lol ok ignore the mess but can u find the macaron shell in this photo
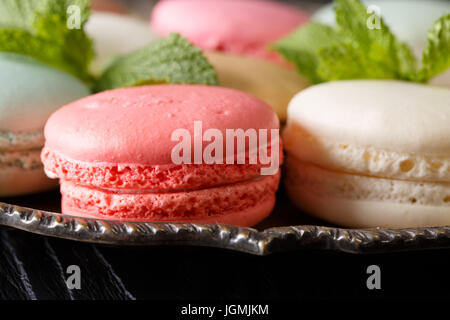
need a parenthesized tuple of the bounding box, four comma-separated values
(44, 85, 279, 165)
(62, 193, 274, 227)
(0, 166, 57, 197)
(284, 80, 450, 158)
(204, 51, 309, 122)
(282, 132, 450, 183)
(151, 0, 308, 59)
(60, 173, 280, 226)
(0, 53, 90, 133)
(285, 153, 450, 228)
(286, 181, 450, 228)
(85, 12, 159, 74)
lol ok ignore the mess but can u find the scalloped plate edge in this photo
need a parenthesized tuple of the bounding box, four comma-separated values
(2, 202, 450, 255)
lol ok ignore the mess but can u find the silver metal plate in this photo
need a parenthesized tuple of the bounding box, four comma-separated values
(1, 190, 450, 255)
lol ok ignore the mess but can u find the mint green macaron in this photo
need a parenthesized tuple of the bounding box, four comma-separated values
(0, 53, 90, 197)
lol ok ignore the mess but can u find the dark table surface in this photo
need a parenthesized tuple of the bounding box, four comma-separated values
(1, 187, 450, 301)
(2, 224, 450, 300)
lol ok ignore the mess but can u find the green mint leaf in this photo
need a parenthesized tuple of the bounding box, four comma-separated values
(273, 23, 343, 83)
(334, 0, 416, 80)
(317, 42, 395, 80)
(0, 0, 94, 82)
(418, 14, 450, 82)
(94, 33, 218, 92)
(0, 0, 41, 30)
(273, 0, 418, 83)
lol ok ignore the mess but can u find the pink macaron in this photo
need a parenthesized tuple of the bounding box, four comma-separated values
(41, 85, 282, 226)
(151, 0, 309, 63)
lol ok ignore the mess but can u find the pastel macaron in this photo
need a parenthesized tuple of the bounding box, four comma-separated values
(86, 12, 159, 74)
(91, 0, 127, 14)
(205, 52, 309, 122)
(152, 0, 308, 62)
(42, 85, 282, 226)
(283, 80, 450, 228)
(151, 0, 309, 122)
(313, 0, 450, 87)
(0, 53, 89, 197)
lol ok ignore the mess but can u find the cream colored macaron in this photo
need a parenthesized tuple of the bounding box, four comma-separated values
(283, 80, 450, 228)
(205, 51, 308, 122)
(86, 12, 159, 74)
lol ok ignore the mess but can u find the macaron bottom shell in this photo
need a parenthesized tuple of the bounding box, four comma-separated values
(60, 173, 280, 227)
(285, 156, 450, 228)
(286, 186, 450, 229)
(0, 165, 57, 197)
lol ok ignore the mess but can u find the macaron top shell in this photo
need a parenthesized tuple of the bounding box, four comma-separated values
(285, 80, 450, 157)
(44, 85, 279, 165)
(0, 53, 90, 133)
(151, 0, 308, 59)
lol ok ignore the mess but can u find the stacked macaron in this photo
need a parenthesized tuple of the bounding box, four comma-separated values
(0, 53, 89, 197)
(41, 85, 282, 226)
(151, 0, 310, 122)
(283, 81, 450, 228)
(277, 0, 450, 228)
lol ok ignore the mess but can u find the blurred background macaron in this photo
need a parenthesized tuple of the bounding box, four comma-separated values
(86, 12, 159, 75)
(42, 85, 282, 226)
(151, 0, 310, 122)
(0, 53, 89, 197)
(283, 80, 450, 228)
(313, 0, 450, 87)
(91, 0, 128, 14)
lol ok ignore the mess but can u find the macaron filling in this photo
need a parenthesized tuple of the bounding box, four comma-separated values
(0, 131, 44, 151)
(0, 131, 44, 169)
(0, 149, 42, 169)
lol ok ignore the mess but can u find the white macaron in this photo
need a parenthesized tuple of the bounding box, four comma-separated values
(283, 80, 450, 228)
